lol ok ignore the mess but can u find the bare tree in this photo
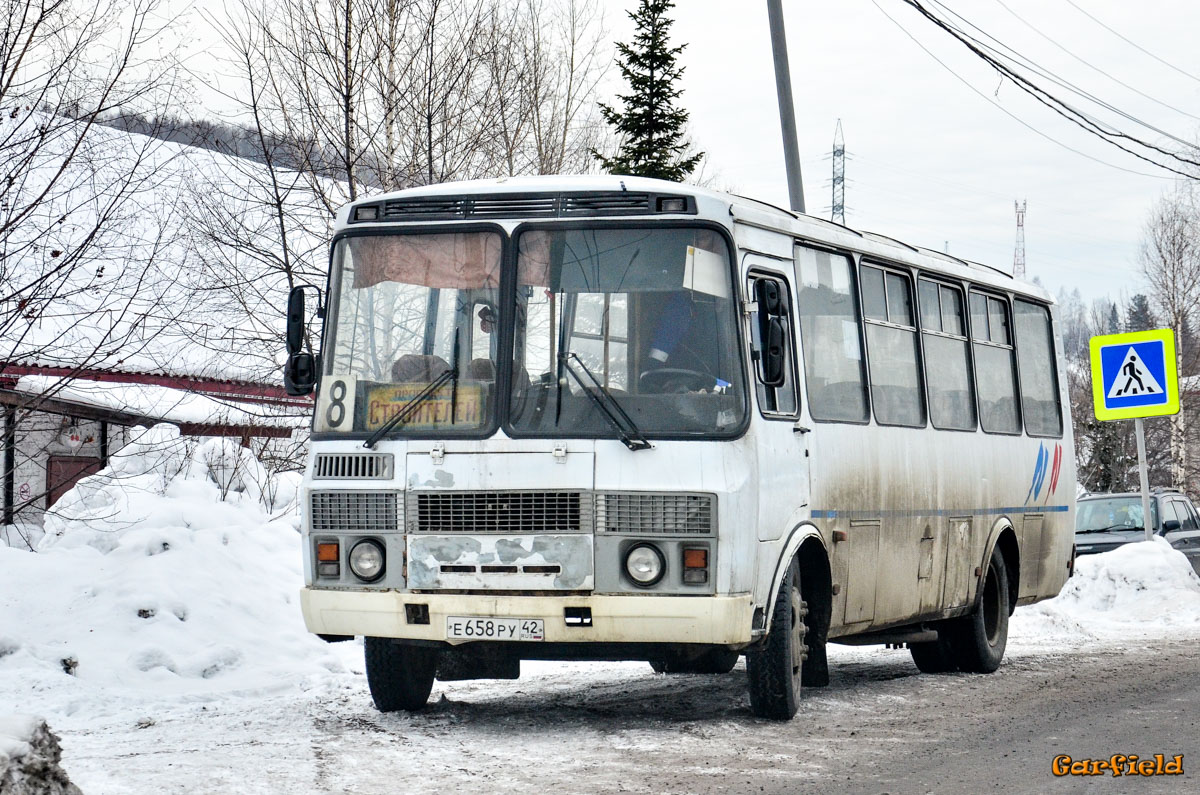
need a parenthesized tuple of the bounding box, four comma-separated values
(480, 0, 608, 176)
(1, 0, 188, 367)
(1140, 182, 1200, 491)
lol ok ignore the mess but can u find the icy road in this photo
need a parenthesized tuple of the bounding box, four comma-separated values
(44, 633, 1200, 795)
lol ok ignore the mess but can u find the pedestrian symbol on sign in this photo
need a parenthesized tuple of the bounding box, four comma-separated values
(1107, 347, 1164, 399)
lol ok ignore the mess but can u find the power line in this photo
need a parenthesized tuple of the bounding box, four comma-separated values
(1062, 0, 1200, 86)
(925, 0, 1198, 149)
(991, 0, 1200, 123)
(868, 0, 1171, 180)
(896, 0, 1200, 178)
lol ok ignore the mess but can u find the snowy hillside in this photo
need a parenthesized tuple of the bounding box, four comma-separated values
(2, 436, 1199, 792)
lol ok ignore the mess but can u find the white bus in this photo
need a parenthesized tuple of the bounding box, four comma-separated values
(283, 176, 1075, 720)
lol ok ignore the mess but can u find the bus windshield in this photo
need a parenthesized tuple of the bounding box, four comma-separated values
(509, 226, 746, 438)
(322, 230, 502, 435)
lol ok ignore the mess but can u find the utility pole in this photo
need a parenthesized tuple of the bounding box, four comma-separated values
(767, 0, 805, 213)
(831, 120, 845, 225)
(1013, 199, 1027, 279)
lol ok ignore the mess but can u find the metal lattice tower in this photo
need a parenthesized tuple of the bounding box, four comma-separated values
(1013, 199, 1027, 279)
(831, 120, 846, 225)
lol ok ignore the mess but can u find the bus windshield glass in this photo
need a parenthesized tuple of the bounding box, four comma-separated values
(509, 226, 746, 438)
(322, 231, 502, 435)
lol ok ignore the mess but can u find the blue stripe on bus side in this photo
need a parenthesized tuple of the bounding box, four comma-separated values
(809, 505, 1070, 520)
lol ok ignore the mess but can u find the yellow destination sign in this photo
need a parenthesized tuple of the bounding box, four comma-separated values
(365, 383, 483, 429)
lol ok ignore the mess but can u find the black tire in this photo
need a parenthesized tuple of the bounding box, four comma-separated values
(909, 634, 958, 674)
(946, 546, 1010, 674)
(746, 559, 806, 720)
(364, 636, 439, 712)
(649, 648, 740, 674)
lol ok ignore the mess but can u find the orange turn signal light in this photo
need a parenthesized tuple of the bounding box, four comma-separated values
(317, 542, 340, 562)
(683, 548, 708, 569)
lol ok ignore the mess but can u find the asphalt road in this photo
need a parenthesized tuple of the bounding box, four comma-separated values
(805, 635, 1199, 795)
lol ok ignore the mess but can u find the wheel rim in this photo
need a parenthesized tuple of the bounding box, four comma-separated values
(789, 585, 803, 680)
(982, 561, 1001, 645)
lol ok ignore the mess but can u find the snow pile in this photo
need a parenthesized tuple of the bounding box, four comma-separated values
(1011, 537, 1200, 645)
(0, 425, 335, 718)
(0, 715, 82, 795)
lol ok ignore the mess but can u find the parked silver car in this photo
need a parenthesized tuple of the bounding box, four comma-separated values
(1075, 490, 1200, 576)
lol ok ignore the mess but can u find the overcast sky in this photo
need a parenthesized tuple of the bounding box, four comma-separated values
(179, 1, 1200, 308)
(602, 0, 1200, 308)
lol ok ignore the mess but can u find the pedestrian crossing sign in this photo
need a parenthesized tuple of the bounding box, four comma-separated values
(1090, 328, 1179, 420)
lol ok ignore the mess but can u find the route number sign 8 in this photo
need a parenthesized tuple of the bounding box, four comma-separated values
(318, 376, 356, 431)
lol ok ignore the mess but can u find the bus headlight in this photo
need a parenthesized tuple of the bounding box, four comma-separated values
(624, 543, 665, 587)
(348, 539, 386, 582)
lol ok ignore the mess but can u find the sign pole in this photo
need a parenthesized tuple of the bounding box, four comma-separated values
(1134, 417, 1153, 542)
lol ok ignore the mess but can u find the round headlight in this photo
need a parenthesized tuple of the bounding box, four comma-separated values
(348, 539, 385, 582)
(624, 543, 665, 586)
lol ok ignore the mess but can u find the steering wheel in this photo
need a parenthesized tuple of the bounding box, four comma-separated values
(639, 368, 715, 394)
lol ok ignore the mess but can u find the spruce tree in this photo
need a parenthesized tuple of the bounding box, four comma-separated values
(1126, 294, 1157, 332)
(593, 0, 702, 181)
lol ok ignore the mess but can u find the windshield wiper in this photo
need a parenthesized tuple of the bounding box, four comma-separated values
(364, 328, 463, 450)
(1076, 523, 1144, 535)
(362, 367, 456, 450)
(559, 352, 651, 451)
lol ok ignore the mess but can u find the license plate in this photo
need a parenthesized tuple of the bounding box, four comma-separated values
(446, 616, 544, 641)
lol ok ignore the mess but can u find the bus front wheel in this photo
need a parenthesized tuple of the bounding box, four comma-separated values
(364, 636, 438, 712)
(746, 558, 806, 720)
(947, 546, 1010, 673)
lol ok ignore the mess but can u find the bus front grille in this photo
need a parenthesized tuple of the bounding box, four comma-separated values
(310, 491, 401, 531)
(408, 491, 589, 533)
(595, 492, 715, 535)
(312, 453, 393, 480)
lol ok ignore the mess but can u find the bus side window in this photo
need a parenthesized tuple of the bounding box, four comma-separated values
(748, 274, 797, 416)
(1013, 299, 1062, 437)
(970, 290, 1021, 434)
(918, 278, 976, 431)
(794, 246, 869, 422)
(861, 264, 925, 427)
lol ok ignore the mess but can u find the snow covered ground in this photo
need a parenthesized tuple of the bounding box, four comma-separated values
(3, 431, 1199, 793)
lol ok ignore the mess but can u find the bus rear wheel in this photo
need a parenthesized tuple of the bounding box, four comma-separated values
(909, 634, 958, 673)
(746, 558, 805, 720)
(364, 637, 439, 712)
(946, 546, 1010, 674)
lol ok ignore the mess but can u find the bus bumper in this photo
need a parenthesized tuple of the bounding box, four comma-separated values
(300, 588, 755, 645)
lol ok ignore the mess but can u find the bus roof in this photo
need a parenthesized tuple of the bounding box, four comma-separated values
(335, 175, 1053, 304)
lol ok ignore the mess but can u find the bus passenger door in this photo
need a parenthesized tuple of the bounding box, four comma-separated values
(745, 262, 810, 543)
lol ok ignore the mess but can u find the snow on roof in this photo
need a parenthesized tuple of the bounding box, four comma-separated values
(2, 115, 334, 385)
(11, 375, 307, 430)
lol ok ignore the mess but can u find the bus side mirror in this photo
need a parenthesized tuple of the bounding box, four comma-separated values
(755, 279, 783, 316)
(284, 352, 317, 396)
(285, 284, 322, 395)
(752, 279, 787, 387)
